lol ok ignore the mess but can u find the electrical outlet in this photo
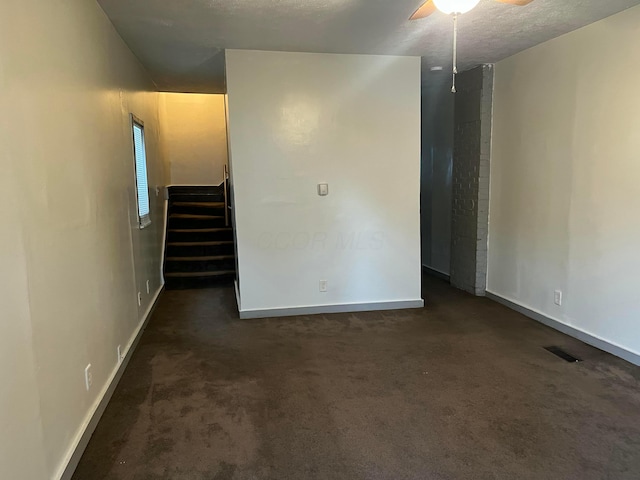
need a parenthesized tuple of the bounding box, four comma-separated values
(319, 280, 328, 293)
(146, 280, 150, 294)
(84, 364, 93, 391)
(137, 292, 142, 306)
(554, 290, 563, 306)
(117, 345, 123, 364)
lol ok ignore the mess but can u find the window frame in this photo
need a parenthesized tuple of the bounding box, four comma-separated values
(130, 114, 151, 229)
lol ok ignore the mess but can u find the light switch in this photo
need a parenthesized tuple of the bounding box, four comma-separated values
(318, 183, 329, 196)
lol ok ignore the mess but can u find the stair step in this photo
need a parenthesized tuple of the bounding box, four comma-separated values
(172, 201, 225, 208)
(168, 186, 224, 195)
(164, 253, 236, 273)
(168, 186, 226, 205)
(166, 240, 235, 257)
(169, 202, 226, 216)
(168, 214, 227, 229)
(167, 227, 233, 243)
(165, 270, 236, 278)
(169, 214, 224, 220)
(168, 241, 233, 246)
(164, 273, 235, 290)
(169, 228, 231, 233)
(170, 193, 225, 203)
(166, 255, 235, 262)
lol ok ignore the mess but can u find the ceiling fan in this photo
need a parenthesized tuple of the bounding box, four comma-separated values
(410, 0, 534, 20)
(410, 0, 535, 92)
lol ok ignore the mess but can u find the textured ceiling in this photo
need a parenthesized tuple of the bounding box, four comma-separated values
(97, 0, 640, 93)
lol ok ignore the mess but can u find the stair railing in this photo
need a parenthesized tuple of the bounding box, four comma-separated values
(223, 164, 230, 227)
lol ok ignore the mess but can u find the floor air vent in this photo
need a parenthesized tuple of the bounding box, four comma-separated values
(544, 346, 582, 363)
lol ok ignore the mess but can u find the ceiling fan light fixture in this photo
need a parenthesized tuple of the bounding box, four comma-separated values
(432, 0, 481, 14)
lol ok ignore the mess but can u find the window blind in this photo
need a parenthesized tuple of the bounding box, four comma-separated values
(132, 121, 151, 228)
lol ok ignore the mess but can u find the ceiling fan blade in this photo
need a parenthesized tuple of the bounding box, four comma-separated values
(496, 0, 535, 5)
(410, 0, 436, 20)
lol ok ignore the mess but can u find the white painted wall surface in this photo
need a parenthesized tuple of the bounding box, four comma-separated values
(160, 93, 228, 185)
(0, 0, 167, 478)
(489, 5, 640, 357)
(226, 50, 422, 314)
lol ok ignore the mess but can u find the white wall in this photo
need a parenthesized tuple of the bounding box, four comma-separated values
(421, 73, 454, 275)
(159, 93, 228, 185)
(0, 0, 167, 478)
(489, 5, 640, 359)
(226, 50, 422, 314)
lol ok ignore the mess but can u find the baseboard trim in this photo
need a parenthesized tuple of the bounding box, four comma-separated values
(160, 197, 169, 282)
(239, 299, 424, 320)
(57, 286, 164, 480)
(234, 279, 241, 314)
(486, 291, 640, 367)
(422, 265, 450, 282)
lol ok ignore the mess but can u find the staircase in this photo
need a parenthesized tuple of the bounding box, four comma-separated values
(163, 186, 236, 290)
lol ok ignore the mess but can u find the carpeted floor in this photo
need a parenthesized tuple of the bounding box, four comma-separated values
(72, 274, 640, 480)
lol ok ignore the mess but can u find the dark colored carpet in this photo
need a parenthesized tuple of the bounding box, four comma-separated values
(73, 275, 640, 480)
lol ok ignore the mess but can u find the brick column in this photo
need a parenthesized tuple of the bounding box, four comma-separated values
(450, 65, 493, 296)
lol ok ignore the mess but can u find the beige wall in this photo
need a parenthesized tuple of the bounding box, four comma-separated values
(0, 0, 168, 478)
(489, 6, 640, 358)
(226, 50, 423, 315)
(160, 93, 228, 185)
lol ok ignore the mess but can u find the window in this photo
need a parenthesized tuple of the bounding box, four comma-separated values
(131, 115, 151, 228)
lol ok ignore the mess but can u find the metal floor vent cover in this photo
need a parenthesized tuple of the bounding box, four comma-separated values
(544, 346, 582, 363)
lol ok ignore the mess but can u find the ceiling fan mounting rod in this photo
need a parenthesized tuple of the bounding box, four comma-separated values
(452, 13, 458, 93)
(410, 0, 538, 93)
